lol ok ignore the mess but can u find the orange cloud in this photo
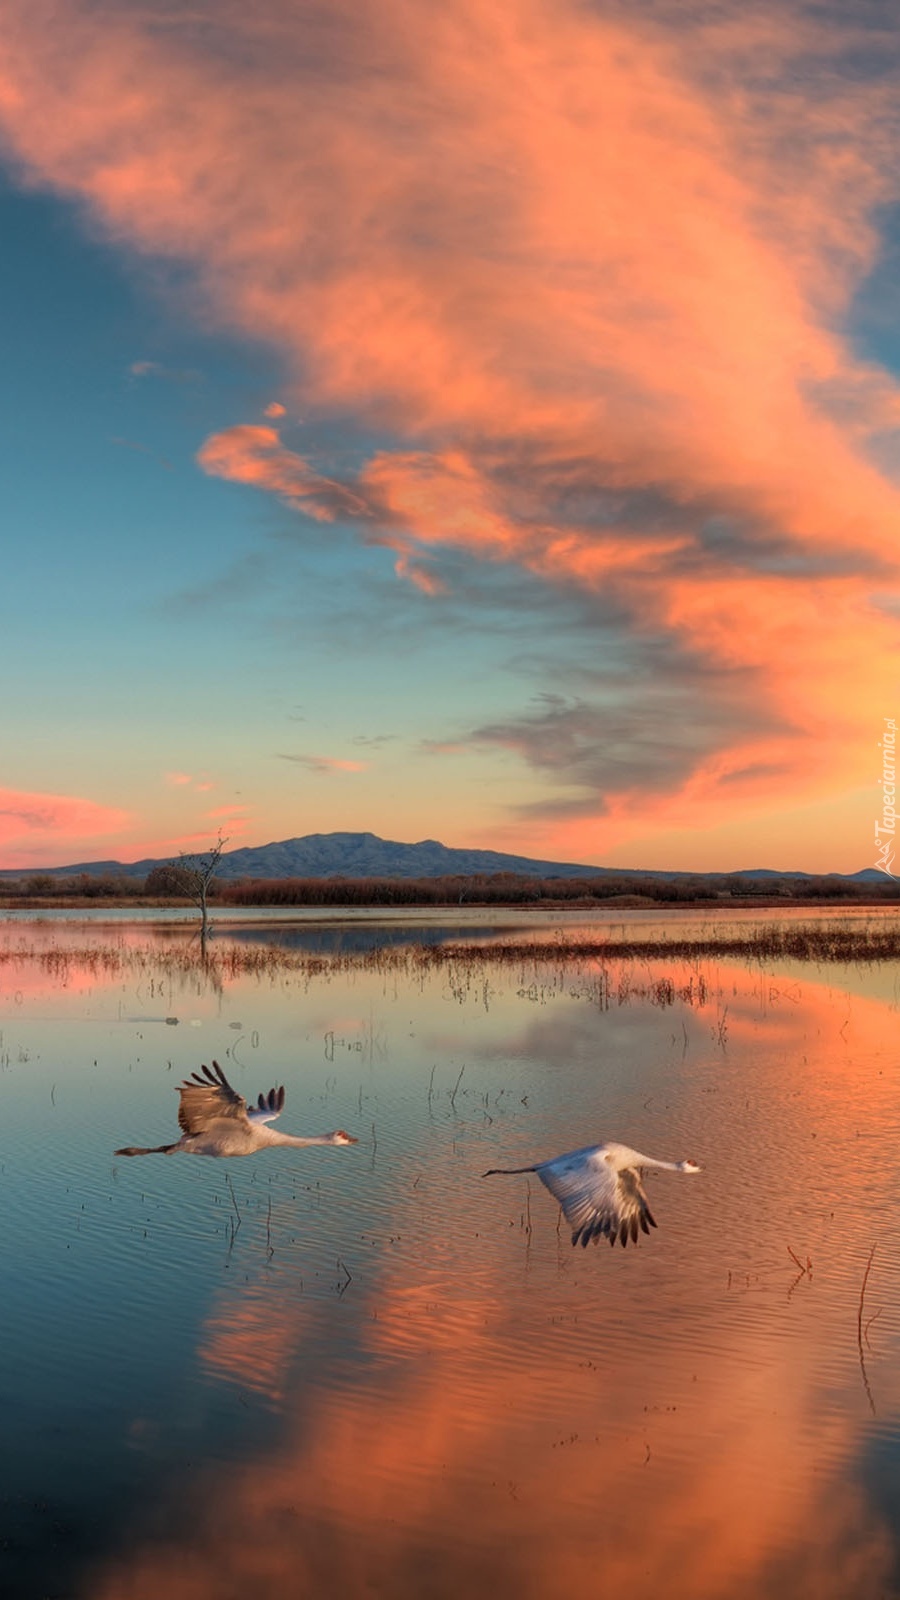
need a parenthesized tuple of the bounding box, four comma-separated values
(277, 753, 368, 774)
(3, 0, 900, 846)
(197, 425, 369, 523)
(165, 772, 216, 796)
(203, 426, 900, 838)
(0, 786, 131, 866)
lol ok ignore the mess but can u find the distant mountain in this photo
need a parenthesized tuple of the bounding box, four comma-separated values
(724, 867, 890, 883)
(0, 831, 889, 884)
(0, 831, 599, 882)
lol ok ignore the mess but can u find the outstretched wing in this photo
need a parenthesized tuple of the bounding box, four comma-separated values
(247, 1085, 286, 1125)
(177, 1060, 248, 1135)
(536, 1148, 657, 1248)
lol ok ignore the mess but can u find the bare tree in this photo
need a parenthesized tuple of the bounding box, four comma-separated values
(176, 835, 229, 948)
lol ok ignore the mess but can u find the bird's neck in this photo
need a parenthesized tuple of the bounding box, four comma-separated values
(266, 1130, 335, 1148)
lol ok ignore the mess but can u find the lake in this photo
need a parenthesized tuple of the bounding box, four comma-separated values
(2, 908, 900, 1599)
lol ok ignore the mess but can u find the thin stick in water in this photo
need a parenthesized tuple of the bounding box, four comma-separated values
(864, 1305, 883, 1352)
(224, 1172, 243, 1235)
(857, 1242, 878, 1416)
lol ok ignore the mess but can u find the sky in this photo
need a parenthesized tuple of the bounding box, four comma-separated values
(1, 0, 899, 875)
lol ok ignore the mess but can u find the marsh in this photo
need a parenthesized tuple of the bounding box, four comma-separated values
(2, 907, 900, 1599)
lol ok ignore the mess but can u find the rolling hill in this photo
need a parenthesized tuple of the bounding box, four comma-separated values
(0, 831, 888, 885)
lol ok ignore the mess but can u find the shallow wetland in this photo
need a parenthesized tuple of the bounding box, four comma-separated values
(3, 904, 900, 1599)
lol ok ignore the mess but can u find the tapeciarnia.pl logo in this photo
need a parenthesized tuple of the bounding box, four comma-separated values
(874, 717, 897, 877)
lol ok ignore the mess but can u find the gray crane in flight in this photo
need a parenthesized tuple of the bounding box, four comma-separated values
(115, 1060, 358, 1159)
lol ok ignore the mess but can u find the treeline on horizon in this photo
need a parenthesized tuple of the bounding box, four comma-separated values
(2, 866, 898, 905)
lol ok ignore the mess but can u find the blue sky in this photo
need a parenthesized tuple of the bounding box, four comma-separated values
(1, 173, 561, 864)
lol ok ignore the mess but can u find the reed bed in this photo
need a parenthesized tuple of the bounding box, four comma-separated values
(419, 922, 900, 965)
(1, 917, 897, 995)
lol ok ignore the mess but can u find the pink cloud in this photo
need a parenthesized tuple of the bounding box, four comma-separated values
(263, 401, 286, 418)
(165, 771, 215, 793)
(144, 828, 229, 856)
(197, 425, 369, 522)
(278, 753, 368, 774)
(3, 0, 900, 844)
(0, 787, 131, 867)
(391, 552, 447, 595)
(129, 359, 201, 383)
(205, 806, 251, 828)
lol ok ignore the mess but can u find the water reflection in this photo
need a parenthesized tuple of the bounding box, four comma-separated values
(215, 921, 513, 955)
(2, 919, 900, 1597)
(87, 1272, 897, 1600)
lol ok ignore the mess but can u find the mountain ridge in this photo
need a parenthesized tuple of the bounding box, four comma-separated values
(0, 830, 886, 884)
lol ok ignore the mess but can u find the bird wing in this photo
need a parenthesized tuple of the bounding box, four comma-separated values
(536, 1147, 657, 1248)
(177, 1060, 249, 1135)
(247, 1085, 286, 1125)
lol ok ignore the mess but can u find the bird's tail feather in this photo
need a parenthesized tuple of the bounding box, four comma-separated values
(482, 1164, 537, 1177)
(114, 1143, 178, 1156)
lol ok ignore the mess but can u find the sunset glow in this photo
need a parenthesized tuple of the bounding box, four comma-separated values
(2, 0, 899, 870)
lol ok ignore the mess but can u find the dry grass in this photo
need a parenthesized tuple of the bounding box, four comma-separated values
(419, 923, 900, 964)
(1, 917, 897, 1001)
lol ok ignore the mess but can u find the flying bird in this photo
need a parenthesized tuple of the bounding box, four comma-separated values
(115, 1060, 358, 1159)
(484, 1141, 701, 1247)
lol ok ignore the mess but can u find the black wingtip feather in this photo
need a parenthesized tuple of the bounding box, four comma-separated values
(192, 1062, 221, 1086)
(572, 1208, 655, 1251)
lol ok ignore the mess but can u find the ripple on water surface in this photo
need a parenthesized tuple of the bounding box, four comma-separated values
(2, 917, 900, 1598)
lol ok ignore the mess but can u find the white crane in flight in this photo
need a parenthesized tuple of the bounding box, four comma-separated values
(115, 1060, 358, 1159)
(484, 1140, 701, 1247)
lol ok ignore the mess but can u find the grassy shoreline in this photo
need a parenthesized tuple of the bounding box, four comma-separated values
(1, 892, 899, 915)
(2, 915, 900, 969)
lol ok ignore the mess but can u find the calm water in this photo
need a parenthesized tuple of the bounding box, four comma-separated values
(2, 910, 900, 1599)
